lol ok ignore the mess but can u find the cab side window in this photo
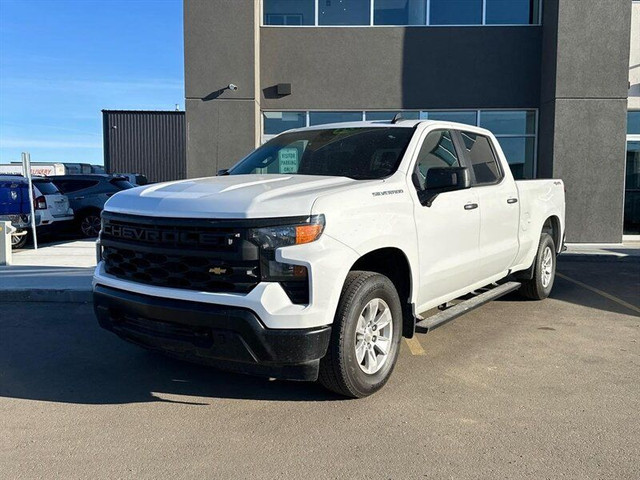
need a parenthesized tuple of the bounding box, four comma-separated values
(414, 130, 460, 190)
(458, 131, 502, 185)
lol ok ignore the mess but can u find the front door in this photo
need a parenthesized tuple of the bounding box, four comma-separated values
(411, 129, 481, 307)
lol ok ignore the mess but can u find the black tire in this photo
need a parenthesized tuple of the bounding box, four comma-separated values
(11, 230, 28, 249)
(78, 211, 101, 238)
(519, 233, 556, 300)
(319, 271, 402, 398)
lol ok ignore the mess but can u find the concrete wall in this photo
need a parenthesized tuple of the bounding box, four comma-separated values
(261, 27, 541, 110)
(630, 2, 640, 110)
(184, 0, 258, 177)
(539, 0, 632, 243)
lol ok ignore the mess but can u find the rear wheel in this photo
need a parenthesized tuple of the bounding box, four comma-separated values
(78, 211, 101, 238)
(319, 271, 402, 398)
(519, 233, 556, 300)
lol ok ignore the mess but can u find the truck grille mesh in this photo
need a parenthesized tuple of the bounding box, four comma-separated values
(102, 246, 259, 293)
(101, 213, 260, 294)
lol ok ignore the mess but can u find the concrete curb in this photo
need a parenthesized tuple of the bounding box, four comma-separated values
(0, 289, 93, 303)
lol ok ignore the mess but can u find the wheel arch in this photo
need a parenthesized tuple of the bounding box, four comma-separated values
(349, 247, 417, 338)
(542, 215, 562, 253)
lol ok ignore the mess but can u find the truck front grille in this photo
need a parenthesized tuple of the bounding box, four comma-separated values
(102, 246, 259, 293)
(100, 212, 260, 294)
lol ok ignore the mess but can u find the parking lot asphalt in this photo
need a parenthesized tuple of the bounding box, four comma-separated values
(1, 258, 639, 479)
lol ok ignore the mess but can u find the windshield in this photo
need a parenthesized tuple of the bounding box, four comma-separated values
(228, 127, 414, 180)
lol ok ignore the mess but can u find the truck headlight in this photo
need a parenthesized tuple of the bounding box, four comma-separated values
(248, 215, 324, 303)
(248, 214, 325, 250)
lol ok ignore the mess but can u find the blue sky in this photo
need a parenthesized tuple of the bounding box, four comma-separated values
(0, 0, 184, 165)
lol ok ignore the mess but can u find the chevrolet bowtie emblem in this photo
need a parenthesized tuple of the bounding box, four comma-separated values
(209, 267, 227, 275)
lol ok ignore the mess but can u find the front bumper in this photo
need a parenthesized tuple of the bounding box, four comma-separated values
(93, 285, 332, 381)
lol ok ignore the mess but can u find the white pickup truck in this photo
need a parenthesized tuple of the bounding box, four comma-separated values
(93, 120, 565, 397)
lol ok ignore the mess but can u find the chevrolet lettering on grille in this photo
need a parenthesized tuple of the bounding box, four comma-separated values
(103, 224, 229, 246)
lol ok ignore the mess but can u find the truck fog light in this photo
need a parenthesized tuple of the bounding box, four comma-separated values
(267, 260, 307, 279)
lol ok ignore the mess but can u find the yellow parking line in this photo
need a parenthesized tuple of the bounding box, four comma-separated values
(556, 272, 640, 315)
(405, 336, 427, 356)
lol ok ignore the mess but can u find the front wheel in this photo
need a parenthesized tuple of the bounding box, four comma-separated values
(519, 233, 556, 300)
(78, 211, 101, 238)
(318, 271, 402, 398)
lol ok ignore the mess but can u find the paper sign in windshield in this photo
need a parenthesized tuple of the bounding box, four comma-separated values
(278, 148, 299, 173)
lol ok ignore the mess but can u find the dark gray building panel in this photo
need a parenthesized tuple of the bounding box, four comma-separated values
(103, 111, 186, 183)
(537, 0, 631, 242)
(553, 98, 627, 243)
(261, 27, 542, 110)
(184, 0, 256, 100)
(184, 0, 258, 176)
(185, 99, 257, 176)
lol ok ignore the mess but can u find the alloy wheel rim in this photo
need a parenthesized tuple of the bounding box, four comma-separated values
(82, 216, 101, 237)
(541, 246, 554, 288)
(354, 298, 393, 375)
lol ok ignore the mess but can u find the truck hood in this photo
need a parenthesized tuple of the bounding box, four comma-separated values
(104, 174, 361, 218)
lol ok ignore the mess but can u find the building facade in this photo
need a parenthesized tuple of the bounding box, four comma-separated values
(184, 0, 634, 242)
(103, 110, 186, 183)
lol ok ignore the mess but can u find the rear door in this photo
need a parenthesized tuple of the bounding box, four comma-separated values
(411, 129, 481, 305)
(33, 181, 70, 218)
(454, 130, 520, 280)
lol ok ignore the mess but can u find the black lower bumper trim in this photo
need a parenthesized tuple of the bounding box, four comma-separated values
(93, 285, 331, 381)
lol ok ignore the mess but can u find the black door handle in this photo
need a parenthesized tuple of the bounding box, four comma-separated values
(507, 198, 518, 204)
(464, 203, 478, 210)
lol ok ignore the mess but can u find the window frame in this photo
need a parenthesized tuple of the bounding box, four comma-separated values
(412, 128, 463, 191)
(453, 130, 505, 187)
(261, 0, 542, 27)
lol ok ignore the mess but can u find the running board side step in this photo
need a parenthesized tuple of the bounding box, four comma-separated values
(415, 281, 522, 334)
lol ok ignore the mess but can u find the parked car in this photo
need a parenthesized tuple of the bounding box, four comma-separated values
(112, 173, 149, 186)
(31, 177, 74, 231)
(0, 176, 40, 248)
(93, 120, 565, 398)
(49, 175, 135, 237)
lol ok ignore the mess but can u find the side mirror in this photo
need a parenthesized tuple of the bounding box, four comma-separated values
(420, 167, 470, 207)
(426, 167, 470, 191)
(217, 169, 229, 176)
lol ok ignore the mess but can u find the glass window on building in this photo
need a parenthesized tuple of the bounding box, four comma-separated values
(426, 111, 477, 126)
(374, 0, 427, 26)
(480, 110, 536, 135)
(309, 111, 362, 125)
(263, 112, 307, 135)
(318, 0, 370, 26)
(479, 110, 536, 179)
(263, 0, 315, 25)
(485, 0, 539, 25)
(628, 111, 640, 135)
(429, 0, 482, 25)
(625, 141, 640, 234)
(365, 111, 421, 120)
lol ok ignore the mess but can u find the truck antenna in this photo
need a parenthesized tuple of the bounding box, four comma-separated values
(391, 113, 403, 124)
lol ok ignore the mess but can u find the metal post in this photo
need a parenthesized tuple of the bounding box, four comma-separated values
(21, 152, 38, 249)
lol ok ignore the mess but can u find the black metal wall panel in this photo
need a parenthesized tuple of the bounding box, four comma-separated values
(103, 110, 186, 183)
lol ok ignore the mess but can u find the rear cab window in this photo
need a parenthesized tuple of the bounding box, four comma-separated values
(456, 131, 503, 186)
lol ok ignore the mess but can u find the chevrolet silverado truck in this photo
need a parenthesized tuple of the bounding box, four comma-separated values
(93, 119, 565, 398)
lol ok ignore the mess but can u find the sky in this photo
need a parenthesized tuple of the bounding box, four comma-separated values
(0, 0, 184, 165)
